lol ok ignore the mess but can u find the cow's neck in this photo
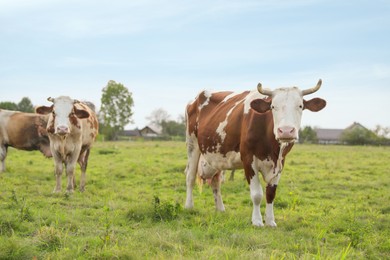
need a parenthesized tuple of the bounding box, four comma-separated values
(274, 142, 289, 175)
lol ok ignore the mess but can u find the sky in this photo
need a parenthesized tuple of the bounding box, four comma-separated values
(1, 0, 389, 130)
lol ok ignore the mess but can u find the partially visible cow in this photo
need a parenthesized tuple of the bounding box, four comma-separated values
(185, 79, 326, 226)
(0, 109, 51, 172)
(35, 96, 99, 193)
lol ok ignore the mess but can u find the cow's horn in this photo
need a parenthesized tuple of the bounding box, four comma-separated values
(257, 83, 273, 96)
(47, 97, 55, 103)
(301, 79, 322, 96)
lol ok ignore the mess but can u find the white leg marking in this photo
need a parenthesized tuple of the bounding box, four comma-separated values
(250, 173, 264, 227)
(265, 203, 277, 227)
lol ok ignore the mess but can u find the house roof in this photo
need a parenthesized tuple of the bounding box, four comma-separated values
(122, 129, 141, 136)
(315, 128, 343, 141)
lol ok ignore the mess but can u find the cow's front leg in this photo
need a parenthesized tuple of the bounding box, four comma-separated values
(53, 162, 63, 193)
(65, 163, 76, 193)
(210, 172, 225, 211)
(265, 175, 281, 227)
(249, 173, 264, 227)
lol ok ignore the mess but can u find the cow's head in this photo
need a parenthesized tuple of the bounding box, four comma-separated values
(250, 79, 326, 143)
(36, 96, 90, 136)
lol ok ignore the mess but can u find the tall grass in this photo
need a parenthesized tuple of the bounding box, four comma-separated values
(0, 142, 389, 259)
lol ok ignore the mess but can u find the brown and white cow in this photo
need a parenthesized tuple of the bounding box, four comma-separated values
(185, 79, 326, 226)
(36, 96, 99, 193)
(0, 109, 51, 172)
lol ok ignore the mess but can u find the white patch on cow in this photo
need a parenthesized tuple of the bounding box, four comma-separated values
(265, 203, 277, 227)
(202, 150, 242, 171)
(216, 119, 228, 142)
(216, 101, 242, 142)
(221, 92, 240, 103)
(253, 142, 288, 183)
(198, 90, 212, 110)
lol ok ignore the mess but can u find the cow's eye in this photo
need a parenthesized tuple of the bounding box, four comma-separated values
(299, 104, 303, 109)
(271, 105, 275, 110)
(52, 111, 56, 116)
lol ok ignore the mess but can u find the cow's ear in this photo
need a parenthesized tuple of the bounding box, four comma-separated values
(35, 105, 53, 115)
(303, 98, 326, 112)
(74, 108, 90, 119)
(250, 99, 271, 113)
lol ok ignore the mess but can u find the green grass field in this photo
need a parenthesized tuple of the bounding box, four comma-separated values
(0, 141, 389, 259)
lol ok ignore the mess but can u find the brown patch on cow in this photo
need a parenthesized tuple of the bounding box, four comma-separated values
(69, 113, 81, 129)
(47, 119, 55, 134)
(266, 184, 277, 203)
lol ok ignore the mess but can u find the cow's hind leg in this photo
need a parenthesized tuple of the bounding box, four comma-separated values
(185, 140, 200, 209)
(77, 149, 90, 192)
(210, 172, 225, 211)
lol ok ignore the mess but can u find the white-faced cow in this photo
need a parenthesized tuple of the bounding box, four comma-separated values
(0, 110, 51, 172)
(36, 96, 99, 193)
(185, 79, 326, 227)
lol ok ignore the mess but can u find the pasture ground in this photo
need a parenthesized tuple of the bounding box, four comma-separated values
(0, 141, 389, 259)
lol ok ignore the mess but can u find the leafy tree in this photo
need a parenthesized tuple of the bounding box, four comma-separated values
(299, 126, 318, 144)
(100, 80, 134, 140)
(341, 127, 377, 145)
(146, 108, 171, 132)
(0, 101, 18, 111)
(17, 97, 34, 112)
(161, 120, 186, 137)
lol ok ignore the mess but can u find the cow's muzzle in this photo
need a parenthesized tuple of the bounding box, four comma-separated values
(277, 126, 297, 142)
(56, 125, 70, 136)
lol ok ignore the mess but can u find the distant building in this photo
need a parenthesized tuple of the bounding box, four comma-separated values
(121, 126, 161, 139)
(315, 128, 344, 144)
(314, 122, 368, 144)
(139, 126, 160, 137)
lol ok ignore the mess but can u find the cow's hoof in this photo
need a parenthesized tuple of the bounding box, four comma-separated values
(265, 221, 277, 227)
(53, 189, 61, 193)
(252, 219, 264, 227)
(66, 189, 74, 194)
